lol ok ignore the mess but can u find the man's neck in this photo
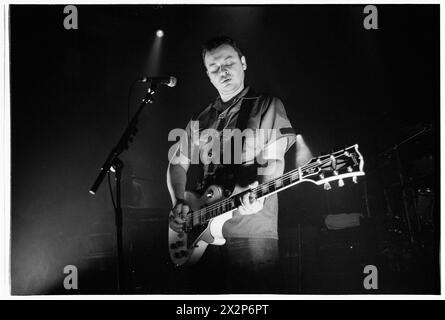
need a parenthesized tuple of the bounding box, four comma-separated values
(219, 84, 245, 103)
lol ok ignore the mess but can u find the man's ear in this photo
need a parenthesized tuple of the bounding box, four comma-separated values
(241, 56, 247, 70)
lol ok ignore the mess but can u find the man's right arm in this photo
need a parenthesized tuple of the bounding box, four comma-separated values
(167, 161, 190, 205)
(167, 157, 191, 233)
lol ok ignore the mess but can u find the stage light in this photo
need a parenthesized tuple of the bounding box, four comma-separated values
(156, 30, 164, 38)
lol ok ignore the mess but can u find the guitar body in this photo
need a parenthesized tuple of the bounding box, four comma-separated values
(168, 185, 243, 266)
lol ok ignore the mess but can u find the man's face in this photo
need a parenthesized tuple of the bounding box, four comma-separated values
(204, 44, 247, 98)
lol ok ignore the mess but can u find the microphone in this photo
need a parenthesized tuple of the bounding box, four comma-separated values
(138, 76, 177, 87)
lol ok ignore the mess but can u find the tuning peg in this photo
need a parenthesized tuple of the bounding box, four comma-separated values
(330, 155, 337, 167)
(338, 178, 345, 187)
(352, 176, 358, 184)
(324, 182, 331, 190)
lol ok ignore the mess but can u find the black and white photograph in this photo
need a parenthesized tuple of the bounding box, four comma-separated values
(7, 3, 440, 296)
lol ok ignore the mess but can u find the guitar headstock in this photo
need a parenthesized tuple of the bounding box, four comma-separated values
(299, 144, 365, 189)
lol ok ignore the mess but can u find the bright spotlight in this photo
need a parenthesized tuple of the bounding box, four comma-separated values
(156, 30, 164, 38)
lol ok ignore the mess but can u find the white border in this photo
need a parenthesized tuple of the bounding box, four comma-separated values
(0, 0, 443, 300)
(1, 2, 11, 299)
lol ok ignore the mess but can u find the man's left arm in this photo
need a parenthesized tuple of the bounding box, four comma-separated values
(237, 97, 296, 215)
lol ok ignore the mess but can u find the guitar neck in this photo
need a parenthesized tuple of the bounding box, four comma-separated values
(196, 167, 303, 224)
(252, 168, 303, 200)
(189, 144, 364, 227)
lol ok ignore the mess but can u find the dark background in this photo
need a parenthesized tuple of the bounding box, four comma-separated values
(10, 5, 439, 294)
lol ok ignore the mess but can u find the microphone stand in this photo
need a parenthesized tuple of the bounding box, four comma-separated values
(89, 82, 158, 293)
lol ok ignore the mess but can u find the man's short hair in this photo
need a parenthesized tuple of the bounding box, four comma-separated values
(201, 36, 244, 63)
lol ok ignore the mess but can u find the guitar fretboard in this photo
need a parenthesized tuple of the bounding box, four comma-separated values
(191, 167, 302, 226)
(188, 145, 363, 228)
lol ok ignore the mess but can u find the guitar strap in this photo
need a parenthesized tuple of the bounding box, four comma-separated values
(235, 93, 264, 131)
(200, 90, 270, 191)
(229, 91, 271, 186)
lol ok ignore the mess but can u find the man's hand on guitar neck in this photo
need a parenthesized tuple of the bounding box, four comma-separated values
(169, 199, 190, 233)
(237, 181, 265, 215)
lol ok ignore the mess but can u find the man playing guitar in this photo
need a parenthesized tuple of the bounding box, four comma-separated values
(167, 36, 308, 293)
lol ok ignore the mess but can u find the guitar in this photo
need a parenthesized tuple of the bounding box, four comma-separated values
(168, 144, 365, 266)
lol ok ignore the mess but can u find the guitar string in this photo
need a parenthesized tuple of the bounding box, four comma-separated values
(188, 159, 311, 219)
(187, 153, 355, 223)
(187, 169, 298, 223)
(190, 164, 305, 222)
(188, 154, 352, 223)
